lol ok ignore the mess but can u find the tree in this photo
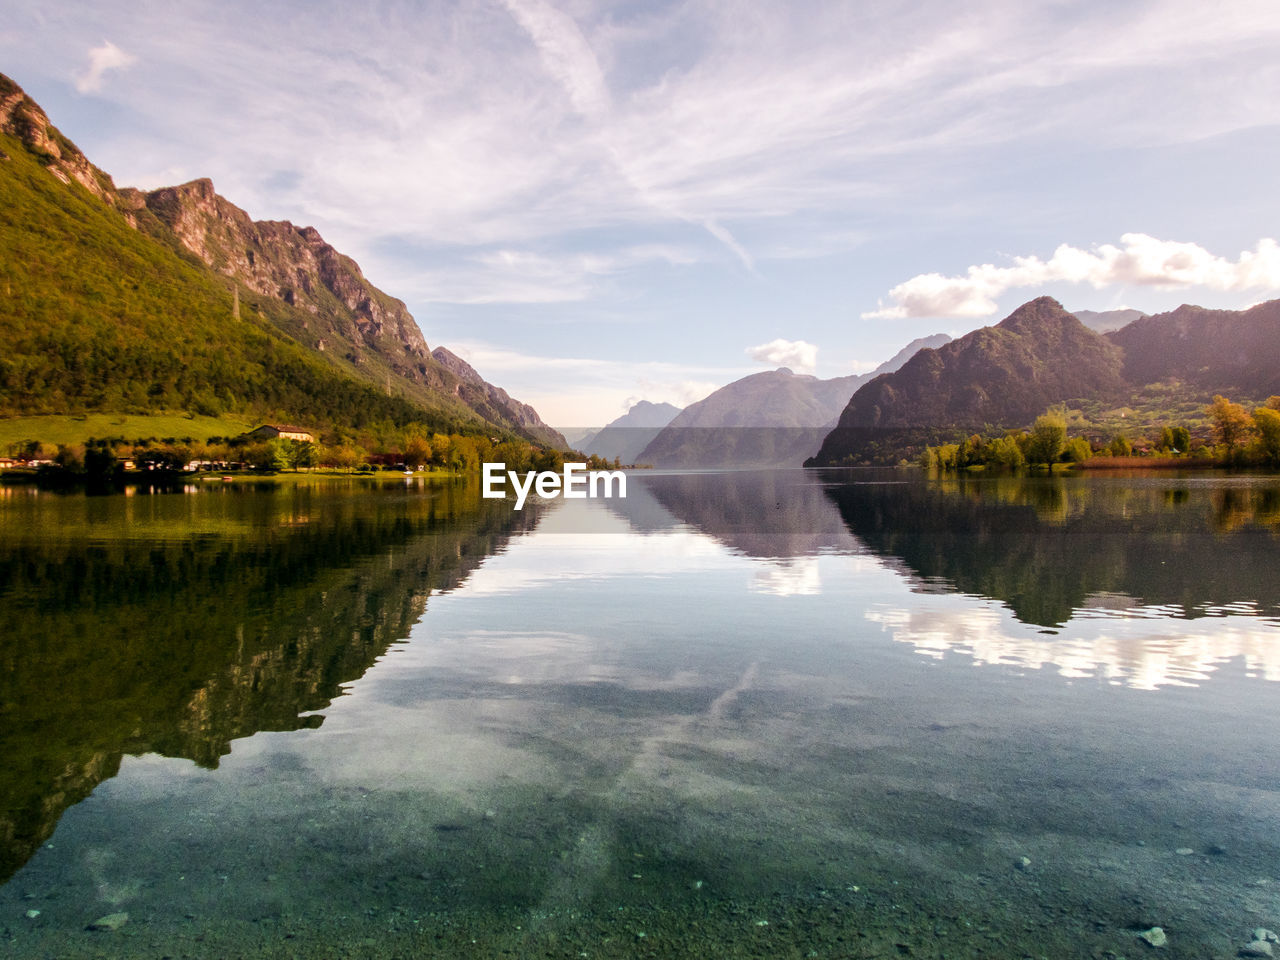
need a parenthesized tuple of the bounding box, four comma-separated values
(1108, 435, 1132, 457)
(288, 440, 319, 471)
(1253, 407, 1280, 466)
(1063, 437, 1092, 463)
(990, 435, 1025, 468)
(1207, 394, 1254, 451)
(1026, 409, 1067, 464)
(403, 435, 432, 470)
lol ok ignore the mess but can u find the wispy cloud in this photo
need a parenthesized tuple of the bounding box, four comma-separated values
(746, 338, 817, 373)
(74, 40, 136, 93)
(380, 243, 699, 305)
(865, 235, 1280, 319)
(31, 1, 1280, 272)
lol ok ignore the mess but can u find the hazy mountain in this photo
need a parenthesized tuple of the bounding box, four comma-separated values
(583, 400, 682, 464)
(0, 72, 558, 442)
(1073, 308, 1146, 333)
(875, 333, 954, 373)
(637, 333, 951, 467)
(810, 298, 1127, 464)
(560, 427, 600, 449)
(1107, 300, 1280, 396)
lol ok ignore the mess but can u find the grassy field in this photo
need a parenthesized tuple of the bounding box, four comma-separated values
(0, 413, 255, 449)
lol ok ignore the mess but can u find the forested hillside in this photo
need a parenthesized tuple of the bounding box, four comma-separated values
(0, 73, 561, 443)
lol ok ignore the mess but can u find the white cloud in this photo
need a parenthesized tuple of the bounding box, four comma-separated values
(75, 40, 136, 94)
(864, 235, 1280, 319)
(499, 0, 609, 119)
(13, 0, 1280, 315)
(379, 244, 698, 305)
(746, 338, 817, 373)
(41, 2, 1280, 255)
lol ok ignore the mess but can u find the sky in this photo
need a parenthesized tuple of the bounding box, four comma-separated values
(5, 0, 1280, 427)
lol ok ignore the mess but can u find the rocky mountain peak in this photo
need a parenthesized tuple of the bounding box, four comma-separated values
(431, 347, 486, 386)
(0, 73, 116, 202)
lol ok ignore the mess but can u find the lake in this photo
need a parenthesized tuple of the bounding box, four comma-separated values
(2, 470, 1279, 958)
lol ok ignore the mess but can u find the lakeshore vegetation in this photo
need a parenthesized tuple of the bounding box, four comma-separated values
(919, 395, 1280, 471)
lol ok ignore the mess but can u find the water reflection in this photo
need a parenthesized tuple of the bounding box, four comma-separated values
(820, 473, 1280, 628)
(610, 470, 1280, 687)
(5, 472, 1280, 960)
(0, 480, 539, 882)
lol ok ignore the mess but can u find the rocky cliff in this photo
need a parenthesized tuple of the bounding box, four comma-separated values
(0, 72, 560, 444)
(431, 346, 565, 446)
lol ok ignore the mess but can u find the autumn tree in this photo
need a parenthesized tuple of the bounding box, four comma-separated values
(1207, 395, 1255, 451)
(403, 435, 432, 470)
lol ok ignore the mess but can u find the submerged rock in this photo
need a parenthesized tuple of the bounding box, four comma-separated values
(1254, 929, 1279, 943)
(1015, 856, 1032, 871)
(1240, 940, 1275, 958)
(1138, 926, 1167, 947)
(88, 911, 129, 931)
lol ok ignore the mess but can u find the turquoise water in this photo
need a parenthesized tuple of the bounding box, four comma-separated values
(2, 471, 1279, 957)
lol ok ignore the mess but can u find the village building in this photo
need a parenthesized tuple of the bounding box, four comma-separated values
(247, 424, 315, 443)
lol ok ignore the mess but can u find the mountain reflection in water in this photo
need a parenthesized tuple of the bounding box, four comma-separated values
(616, 470, 1280, 687)
(0, 480, 538, 882)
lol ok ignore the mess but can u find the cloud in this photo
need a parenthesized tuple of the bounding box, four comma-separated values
(747, 338, 817, 372)
(864, 235, 1280, 319)
(18, 1, 1280, 309)
(376, 244, 699, 305)
(75, 40, 136, 93)
(499, 0, 609, 118)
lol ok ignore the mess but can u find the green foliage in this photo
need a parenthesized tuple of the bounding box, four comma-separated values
(989, 435, 1025, 468)
(1026, 408, 1067, 464)
(1063, 437, 1092, 463)
(1107, 435, 1132, 457)
(1254, 407, 1280, 466)
(0, 132, 490, 437)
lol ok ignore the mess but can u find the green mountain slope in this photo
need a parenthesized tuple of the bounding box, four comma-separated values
(810, 297, 1128, 464)
(1108, 301, 1280, 396)
(809, 296, 1280, 465)
(0, 73, 562, 443)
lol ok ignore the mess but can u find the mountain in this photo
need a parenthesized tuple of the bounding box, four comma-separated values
(810, 297, 1127, 464)
(0, 73, 559, 443)
(583, 399, 682, 464)
(637, 333, 951, 467)
(430, 346, 564, 446)
(1073, 308, 1146, 333)
(1107, 301, 1280, 397)
(875, 333, 954, 373)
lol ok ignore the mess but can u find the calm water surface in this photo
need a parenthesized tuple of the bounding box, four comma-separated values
(2, 470, 1279, 958)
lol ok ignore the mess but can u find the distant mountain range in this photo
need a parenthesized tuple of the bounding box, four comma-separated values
(809, 297, 1280, 465)
(637, 334, 951, 467)
(583, 400, 682, 463)
(0, 72, 562, 445)
(1074, 308, 1147, 333)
